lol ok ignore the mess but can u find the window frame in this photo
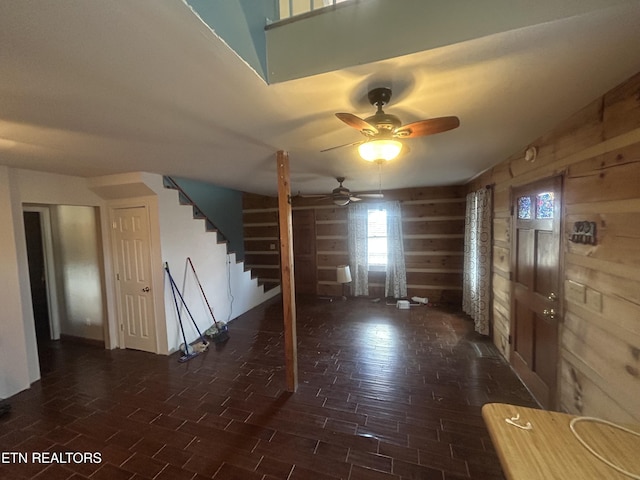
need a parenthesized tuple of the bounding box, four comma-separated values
(367, 207, 387, 271)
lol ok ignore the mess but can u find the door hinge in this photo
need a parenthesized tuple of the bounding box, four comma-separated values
(508, 335, 513, 345)
(510, 204, 514, 216)
(116, 273, 120, 281)
(119, 323, 124, 332)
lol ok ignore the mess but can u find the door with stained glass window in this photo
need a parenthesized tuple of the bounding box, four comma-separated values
(510, 176, 562, 409)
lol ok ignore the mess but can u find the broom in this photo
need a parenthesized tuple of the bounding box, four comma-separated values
(164, 262, 209, 362)
(187, 257, 229, 343)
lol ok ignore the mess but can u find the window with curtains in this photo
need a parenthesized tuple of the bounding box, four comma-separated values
(348, 201, 407, 298)
(367, 208, 387, 270)
(463, 187, 492, 335)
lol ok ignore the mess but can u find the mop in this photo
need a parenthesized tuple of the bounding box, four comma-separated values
(186, 257, 229, 343)
(164, 262, 209, 362)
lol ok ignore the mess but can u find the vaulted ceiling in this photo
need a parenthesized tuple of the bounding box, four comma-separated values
(1, 1, 640, 195)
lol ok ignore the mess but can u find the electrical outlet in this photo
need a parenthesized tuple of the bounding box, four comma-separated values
(270, 243, 275, 250)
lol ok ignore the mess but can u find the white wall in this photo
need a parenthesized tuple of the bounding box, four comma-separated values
(0, 167, 34, 398)
(0, 167, 111, 399)
(52, 205, 105, 341)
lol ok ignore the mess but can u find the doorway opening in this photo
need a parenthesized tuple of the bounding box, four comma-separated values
(23, 205, 107, 374)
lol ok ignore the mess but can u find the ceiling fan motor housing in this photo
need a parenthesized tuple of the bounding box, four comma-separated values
(366, 88, 401, 133)
(368, 87, 392, 107)
(365, 112, 402, 133)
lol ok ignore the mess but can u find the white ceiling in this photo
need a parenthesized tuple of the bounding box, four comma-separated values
(1, 1, 640, 195)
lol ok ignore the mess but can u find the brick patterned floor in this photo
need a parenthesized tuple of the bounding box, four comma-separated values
(0, 296, 537, 479)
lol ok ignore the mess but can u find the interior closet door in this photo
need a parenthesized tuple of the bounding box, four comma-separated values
(112, 206, 157, 353)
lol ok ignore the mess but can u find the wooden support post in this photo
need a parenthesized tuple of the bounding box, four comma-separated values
(276, 151, 298, 392)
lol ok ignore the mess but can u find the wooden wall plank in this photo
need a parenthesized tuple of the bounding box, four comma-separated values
(564, 157, 640, 205)
(603, 71, 640, 140)
(402, 202, 466, 218)
(493, 217, 510, 244)
(563, 310, 640, 397)
(559, 356, 637, 423)
(405, 254, 463, 270)
(567, 142, 640, 178)
(493, 245, 510, 275)
(244, 210, 279, 223)
(402, 220, 464, 235)
(403, 237, 464, 252)
(244, 225, 280, 237)
(317, 253, 349, 267)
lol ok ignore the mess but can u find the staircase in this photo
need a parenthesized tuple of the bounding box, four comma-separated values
(163, 176, 280, 293)
(162, 176, 230, 246)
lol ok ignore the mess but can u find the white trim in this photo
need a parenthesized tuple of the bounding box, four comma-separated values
(402, 216, 464, 222)
(317, 235, 346, 240)
(407, 284, 463, 290)
(405, 251, 463, 256)
(316, 220, 347, 225)
(406, 268, 462, 273)
(404, 234, 464, 239)
(400, 198, 466, 205)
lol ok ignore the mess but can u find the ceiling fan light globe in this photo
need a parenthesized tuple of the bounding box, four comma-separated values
(333, 197, 350, 206)
(358, 139, 402, 162)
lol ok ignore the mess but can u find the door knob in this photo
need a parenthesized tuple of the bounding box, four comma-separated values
(142, 287, 150, 292)
(543, 308, 556, 320)
(548, 292, 558, 301)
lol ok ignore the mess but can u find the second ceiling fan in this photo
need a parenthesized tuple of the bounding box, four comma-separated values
(298, 177, 383, 206)
(324, 87, 460, 161)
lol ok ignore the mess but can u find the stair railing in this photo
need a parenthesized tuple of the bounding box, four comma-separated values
(162, 176, 230, 248)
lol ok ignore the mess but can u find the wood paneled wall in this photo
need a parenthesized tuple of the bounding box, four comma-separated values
(243, 185, 466, 303)
(468, 71, 640, 423)
(242, 193, 281, 292)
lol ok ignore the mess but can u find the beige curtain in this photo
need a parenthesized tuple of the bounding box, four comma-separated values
(463, 187, 492, 335)
(347, 203, 369, 296)
(384, 201, 407, 299)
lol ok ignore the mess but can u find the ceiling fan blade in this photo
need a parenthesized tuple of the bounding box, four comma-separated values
(348, 196, 363, 202)
(354, 193, 384, 199)
(320, 139, 365, 153)
(394, 116, 460, 138)
(335, 113, 379, 135)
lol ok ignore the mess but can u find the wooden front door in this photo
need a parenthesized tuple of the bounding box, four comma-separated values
(111, 206, 157, 353)
(510, 176, 562, 408)
(292, 209, 317, 295)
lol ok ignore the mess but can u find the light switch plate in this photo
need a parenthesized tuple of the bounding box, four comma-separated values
(586, 288, 603, 312)
(566, 280, 586, 304)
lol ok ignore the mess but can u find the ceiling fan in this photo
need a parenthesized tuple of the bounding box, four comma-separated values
(323, 87, 460, 161)
(297, 177, 384, 206)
